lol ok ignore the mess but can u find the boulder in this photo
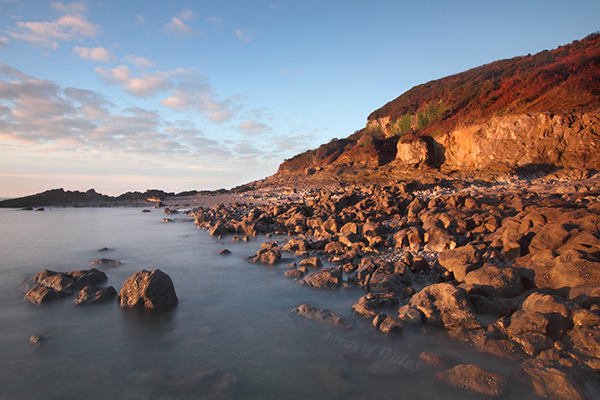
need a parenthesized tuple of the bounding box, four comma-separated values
(284, 269, 305, 279)
(74, 285, 117, 306)
(419, 351, 452, 367)
(89, 258, 121, 267)
(528, 223, 572, 253)
(352, 293, 399, 317)
(24, 285, 68, 305)
(398, 304, 423, 325)
(299, 257, 323, 269)
(118, 269, 178, 309)
(291, 304, 351, 330)
(563, 326, 600, 358)
(464, 265, 525, 298)
(396, 134, 430, 167)
(302, 267, 343, 289)
(434, 364, 508, 397)
(513, 366, 587, 400)
(249, 249, 281, 264)
(409, 283, 482, 329)
(367, 270, 411, 297)
(31, 268, 108, 291)
(438, 244, 482, 282)
(378, 316, 403, 335)
(568, 284, 600, 308)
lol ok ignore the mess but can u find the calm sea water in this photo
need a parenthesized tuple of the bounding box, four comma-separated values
(0, 207, 590, 399)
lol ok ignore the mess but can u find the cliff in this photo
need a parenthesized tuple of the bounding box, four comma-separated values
(277, 32, 600, 180)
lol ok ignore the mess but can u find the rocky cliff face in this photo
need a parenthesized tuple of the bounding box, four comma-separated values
(394, 109, 600, 172)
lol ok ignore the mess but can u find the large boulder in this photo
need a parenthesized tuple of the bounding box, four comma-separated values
(352, 293, 399, 317)
(119, 269, 178, 309)
(438, 244, 482, 282)
(409, 283, 482, 329)
(434, 364, 508, 397)
(513, 366, 588, 400)
(31, 268, 108, 291)
(302, 267, 343, 289)
(74, 285, 117, 306)
(464, 265, 525, 298)
(24, 285, 68, 305)
(396, 134, 430, 167)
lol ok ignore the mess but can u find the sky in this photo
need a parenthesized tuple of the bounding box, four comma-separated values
(1, 1, 599, 197)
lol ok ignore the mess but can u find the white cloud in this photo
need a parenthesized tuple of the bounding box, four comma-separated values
(0, 63, 237, 163)
(122, 54, 155, 68)
(160, 86, 239, 124)
(95, 65, 181, 98)
(6, 2, 101, 49)
(0, 37, 9, 47)
(72, 46, 111, 63)
(162, 9, 194, 37)
(237, 120, 272, 136)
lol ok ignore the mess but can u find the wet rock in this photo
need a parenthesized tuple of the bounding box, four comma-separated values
(367, 270, 412, 297)
(24, 285, 69, 305)
(513, 366, 588, 400)
(409, 283, 482, 329)
(419, 351, 452, 367)
(324, 241, 345, 254)
(398, 304, 423, 325)
(31, 269, 108, 292)
(284, 269, 305, 279)
(299, 256, 323, 269)
(302, 267, 343, 289)
(74, 285, 117, 306)
(291, 304, 351, 330)
(249, 249, 281, 264)
(438, 244, 482, 281)
(378, 316, 403, 335)
(464, 264, 525, 298)
(434, 364, 508, 397)
(118, 269, 178, 309)
(30, 334, 45, 346)
(89, 258, 121, 267)
(352, 293, 399, 317)
(218, 249, 231, 255)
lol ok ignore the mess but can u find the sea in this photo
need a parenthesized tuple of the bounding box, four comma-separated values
(0, 206, 595, 399)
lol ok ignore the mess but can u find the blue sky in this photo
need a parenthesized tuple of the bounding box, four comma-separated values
(1, 0, 599, 197)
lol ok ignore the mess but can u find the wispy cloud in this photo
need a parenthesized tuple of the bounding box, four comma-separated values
(234, 28, 255, 43)
(162, 9, 194, 37)
(134, 14, 146, 27)
(0, 37, 9, 47)
(72, 46, 111, 63)
(0, 62, 236, 165)
(207, 17, 224, 26)
(6, 2, 101, 49)
(122, 54, 155, 68)
(95, 65, 181, 98)
(236, 120, 272, 136)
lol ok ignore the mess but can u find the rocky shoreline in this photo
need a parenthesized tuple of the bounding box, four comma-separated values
(186, 174, 600, 399)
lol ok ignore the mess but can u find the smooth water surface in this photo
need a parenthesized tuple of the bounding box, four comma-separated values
(0, 207, 577, 399)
